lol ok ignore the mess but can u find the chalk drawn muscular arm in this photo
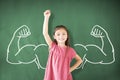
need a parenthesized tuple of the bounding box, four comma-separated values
(75, 25, 115, 69)
(7, 25, 31, 63)
(90, 25, 115, 64)
(6, 25, 46, 69)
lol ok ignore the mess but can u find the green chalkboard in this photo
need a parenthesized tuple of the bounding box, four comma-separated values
(0, 0, 120, 80)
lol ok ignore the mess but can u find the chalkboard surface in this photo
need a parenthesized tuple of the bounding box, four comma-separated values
(0, 0, 120, 80)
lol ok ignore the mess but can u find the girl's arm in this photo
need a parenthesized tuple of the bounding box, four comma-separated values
(70, 54, 83, 73)
(43, 10, 52, 48)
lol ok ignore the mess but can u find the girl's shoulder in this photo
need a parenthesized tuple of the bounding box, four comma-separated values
(51, 42, 57, 47)
(67, 46, 74, 50)
(67, 47, 76, 59)
(67, 46, 76, 53)
(49, 42, 57, 50)
(70, 47, 76, 51)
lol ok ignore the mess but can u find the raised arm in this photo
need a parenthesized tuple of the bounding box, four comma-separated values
(43, 10, 52, 47)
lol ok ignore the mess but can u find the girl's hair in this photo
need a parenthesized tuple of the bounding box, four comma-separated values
(53, 25, 70, 46)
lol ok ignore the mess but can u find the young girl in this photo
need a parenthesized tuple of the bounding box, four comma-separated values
(43, 10, 82, 80)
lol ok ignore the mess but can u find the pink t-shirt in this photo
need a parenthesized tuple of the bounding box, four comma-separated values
(44, 42, 76, 80)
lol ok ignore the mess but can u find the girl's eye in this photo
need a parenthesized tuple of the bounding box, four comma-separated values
(57, 34, 60, 36)
(63, 33, 66, 35)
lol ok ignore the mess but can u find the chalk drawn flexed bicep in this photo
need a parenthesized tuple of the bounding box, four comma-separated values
(75, 25, 115, 69)
(7, 25, 47, 69)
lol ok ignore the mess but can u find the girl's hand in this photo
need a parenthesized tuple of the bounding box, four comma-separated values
(44, 10, 51, 18)
(69, 68, 72, 73)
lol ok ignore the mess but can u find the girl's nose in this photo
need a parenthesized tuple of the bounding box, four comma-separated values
(59, 36, 62, 39)
(60, 35, 64, 38)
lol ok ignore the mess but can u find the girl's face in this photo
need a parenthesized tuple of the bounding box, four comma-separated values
(54, 28, 68, 45)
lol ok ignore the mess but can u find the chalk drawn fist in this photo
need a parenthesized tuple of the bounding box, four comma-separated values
(90, 25, 108, 38)
(15, 25, 31, 38)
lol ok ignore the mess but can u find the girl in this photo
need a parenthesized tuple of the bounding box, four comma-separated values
(43, 10, 82, 80)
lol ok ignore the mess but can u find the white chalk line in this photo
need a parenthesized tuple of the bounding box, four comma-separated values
(75, 25, 115, 69)
(6, 25, 115, 70)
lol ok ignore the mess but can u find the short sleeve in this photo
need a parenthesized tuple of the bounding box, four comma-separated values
(69, 48, 76, 59)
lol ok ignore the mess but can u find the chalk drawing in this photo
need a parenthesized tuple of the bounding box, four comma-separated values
(6, 25, 47, 69)
(7, 25, 115, 70)
(75, 25, 115, 69)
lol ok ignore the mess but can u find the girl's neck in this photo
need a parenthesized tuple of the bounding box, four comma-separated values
(58, 43, 67, 48)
